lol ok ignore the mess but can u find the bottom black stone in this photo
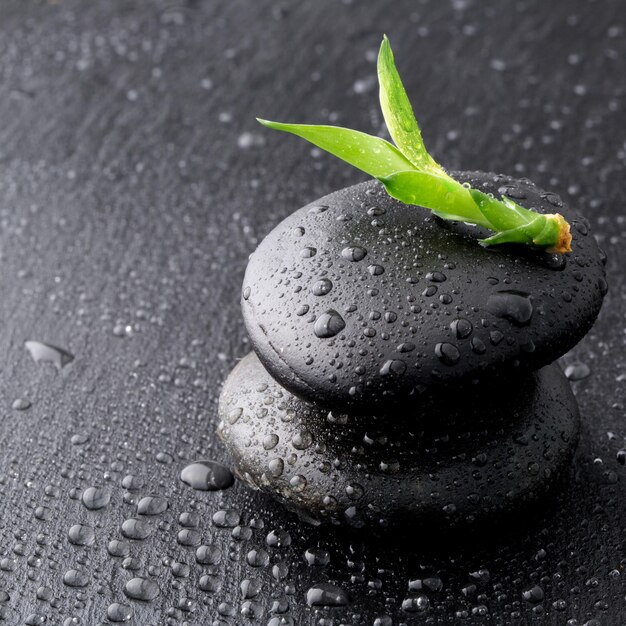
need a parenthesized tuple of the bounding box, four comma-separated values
(218, 353, 580, 530)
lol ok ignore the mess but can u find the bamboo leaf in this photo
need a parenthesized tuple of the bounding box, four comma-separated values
(256, 119, 415, 179)
(377, 36, 443, 174)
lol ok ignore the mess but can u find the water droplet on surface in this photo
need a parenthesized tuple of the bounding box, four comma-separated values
(304, 548, 330, 566)
(435, 342, 460, 365)
(107, 603, 133, 622)
(137, 496, 168, 515)
(196, 545, 222, 565)
(312, 278, 333, 296)
(68, 524, 95, 546)
(63, 568, 89, 587)
(247, 548, 270, 568)
(306, 583, 349, 607)
(314, 310, 346, 338)
(124, 577, 160, 601)
(522, 584, 544, 603)
(487, 290, 533, 326)
(180, 460, 234, 491)
(564, 362, 591, 381)
(212, 509, 241, 528)
(121, 518, 152, 540)
(12, 398, 31, 410)
(450, 318, 473, 339)
(81, 486, 111, 510)
(341, 246, 367, 262)
(25, 340, 74, 370)
(380, 359, 407, 377)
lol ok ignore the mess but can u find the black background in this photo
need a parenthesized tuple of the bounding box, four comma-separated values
(0, 1, 625, 624)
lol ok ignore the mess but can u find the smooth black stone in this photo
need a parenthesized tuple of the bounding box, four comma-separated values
(242, 172, 606, 412)
(218, 353, 580, 529)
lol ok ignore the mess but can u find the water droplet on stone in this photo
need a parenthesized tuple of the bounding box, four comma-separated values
(487, 290, 533, 326)
(435, 342, 460, 365)
(312, 278, 333, 296)
(314, 310, 345, 338)
(180, 460, 234, 491)
(450, 318, 473, 339)
(341, 246, 367, 262)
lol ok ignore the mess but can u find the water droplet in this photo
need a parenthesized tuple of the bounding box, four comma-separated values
(180, 460, 234, 491)
(522, 584, 544, 603)
(212, 509, 241, 528)
(81, 486, 111, 510)
(196, 545, 222, 565)
(426, 271, 446, 282)
(314, 310, 345, 338)
(121, 518, 152, 540)
(450, 318, 473, 339)
(312, 278, 333, 296)
(435, 342, 460, 365)
(300, 247, 317, 258)
(304, 548, 330, 566)
(68, 524, 95, 546)
(12, 398, 31, 410)
(266, 529, 291, 548)
(107, 603, 133, 622)
(107, 540, 131, 557)
(380, 359, 406, 377)
(25, 340, 74, 370)
(63, 569, 89, 587)
(564, 362, 591, 381)
(124, 577, 160, 601)
(341, 246, 367, 262)
(487, 290, 533, 326)
(246, 548, 270, 568)
(137, 496, 168, 515)
(306, 583, 349, 607)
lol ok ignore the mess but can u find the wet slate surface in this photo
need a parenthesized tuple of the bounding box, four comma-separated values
(0, 1, 625, 624)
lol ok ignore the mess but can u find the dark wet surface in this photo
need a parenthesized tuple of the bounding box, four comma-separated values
(0, 1, 625, 624)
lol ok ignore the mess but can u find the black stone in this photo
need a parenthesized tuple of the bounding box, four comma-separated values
(243, 172, 606, 412)
(218, 353, 580, 529)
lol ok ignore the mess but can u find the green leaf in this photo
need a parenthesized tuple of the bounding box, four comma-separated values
(256, 119, 415, 179)
(377, 36, 445, 176)
(380, 170, 493, 228)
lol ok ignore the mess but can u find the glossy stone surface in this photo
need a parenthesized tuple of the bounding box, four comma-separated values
(243, 173, 606, 412)
(219, 353, 580, 528)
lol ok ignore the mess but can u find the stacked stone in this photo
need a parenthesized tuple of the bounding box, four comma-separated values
(218, 172, 607, 529)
